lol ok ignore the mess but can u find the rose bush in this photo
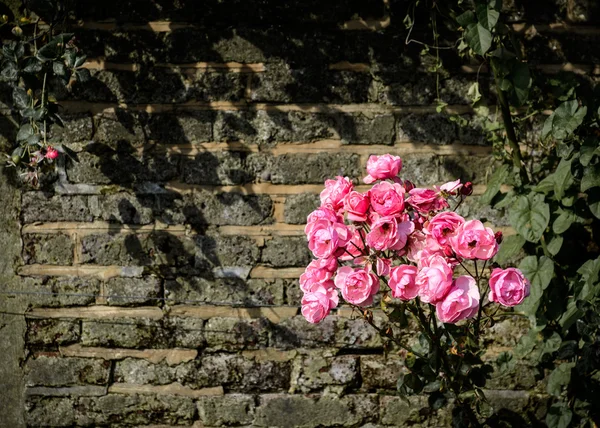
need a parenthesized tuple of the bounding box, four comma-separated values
(299, 154, 531, 422)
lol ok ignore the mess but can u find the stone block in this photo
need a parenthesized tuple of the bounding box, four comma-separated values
(25, 356, 110, 386)
(22, 233, 74, 265)
(204, 317, 270, 350)
(293, 353, 359, 392)
(263, 153, 361, 185)
(49, 114, 94, 143)
(81, 318, 174, 348)
(455, 195, 510, 227)
(114, 358, 196, 385)
(25, 397, 75, 427)
(94, 111, 146, 147)
(261, 236, 312, 267)
(184, 191, 273, 226)
(254, 394, 379, 427)
(380, 395, 452, 426)
(181, 151, 252, 185)
(438, 154, 491, 185)
(195, 234, 260, 271)
(21, 192, 91, 223)
(20, 277, 100, 307)
(271, 316, 336, 349)
(105, 276, 162, 306)
(76, 394, 196, 426)
(360, 355, 406, 391)
(284, 193, 320, 224)
(337, 113, 396, 145)
(397, 114, 457, 145)
(399, 154, 439, 186)
(335, 317, 382, 349)
(144, 111, 214, 144)
(26, 319, 80, 346)
(167, 317, 206, 348)
(197, 394, 256, 426)
(94, 193, 157, 224)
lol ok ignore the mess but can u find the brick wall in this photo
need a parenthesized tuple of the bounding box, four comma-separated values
(2, 0, 599, 426)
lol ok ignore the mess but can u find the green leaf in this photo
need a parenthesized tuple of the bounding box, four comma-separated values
(547, 362, 575, 396)
(476, 2, 500, 31)
(0, 59, 18, 81)
(494, 234, 525, 264)
(546, 403, 573, 428)
(581, 164, 600, 192)
(465, 23, 492, 56)
(509, 193, 550, 243)
(559, 300, 582, 332)
(552, 158, 573, 200)
(542, 331, 562, 356)
(12, 87, 30, 110)
(542, 100, 587, 141)
(580, 144, 600, 167)
(22, 57, 42, 74)
(509, 61, 531, 107)
(546, 235, 563, 256)
(517, 256, 554, 315)
(534, 174, 555, 194)
(53, 61, 67, 77)
(588, 189, 600, 220)
(16, 124, 35, 141)
(481, 164, 509, 205)
(456, 11, 476, 27)
(553, 209, 577, 234)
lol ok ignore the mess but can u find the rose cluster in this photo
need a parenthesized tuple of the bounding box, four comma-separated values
(300, 154, 530, 324)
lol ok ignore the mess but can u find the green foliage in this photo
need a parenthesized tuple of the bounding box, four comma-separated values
(0, 9, 84, 186)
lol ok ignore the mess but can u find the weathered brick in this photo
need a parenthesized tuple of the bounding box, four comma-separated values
(25, 357, 110, 386)
(113, 358, 197, 385)
(257, 153, 361, 185)
(94, 111, 146, 147)
(284, 193, 320, 224)
(26, 319, 80, 346)
(21, 192, 91, 223)
(196, 234, 260, 271)
(165, 277, 286, 306)
(335, 317, 382, 349)
(284, 278, 304, 306)
(76, 394, 196, 426)
(455, 195, 510, 227)
(184, 191, 273, 226)
(399, 153, 440, 186)
(25, 397, 75, 427)
(204, 317, 270, 350)
(22, 233, 74, 265)
(181, 151, 252, 185)
(271, 316, 336, 349)
(20, 277, 100, 307)
(360, 355, 406, 391)
(254, 394, 379, 427)
(337, 113, 396, 145)
(262, 236, 311, 267)
(67, 147, 179, 184)
(293, 353, 359, 392)
(397, 114, 457, 145)
(105, 276, 162, 306)
(197, 394, 255, 426)
(438, 154, 491, 185)
(380, 395, 452, 426)
(144, 111, 214, 144)
(49, 114, 94, 143)
(94, 193, 157, 224)
(81, 318, 188, 349)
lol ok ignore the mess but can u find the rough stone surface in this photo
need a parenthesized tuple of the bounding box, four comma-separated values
(182, 151, 251, 185)
(25, 397, 75, 427)
(19, 277, 99, 307)
(338, 113, 396, 145)
(204, 317, 270, 350)
(26, 319, 80, 345)
(265, 153, 362, 185)
(21, 192, 91, 223)
(184, 191, 273, 226)
(22, 233, 74, 265)
(197, 394, 256, 426)
(105, 276, 162, 306)
(380, 395, 452, 426)
(360, 355, 406, 391)
(284, 193, 320, 224)
(262, 236, 312, 267)
(293, 353, 359, 392)
(25, 357, 110, 387)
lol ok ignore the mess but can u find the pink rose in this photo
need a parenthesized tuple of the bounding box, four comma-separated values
(435, 179, 462, 196)
(436, 275, 480, 323)
(300, 257, 338, 292)
(416, 255, 454, 303)
(366, 216, 414, 251)
(45, 147, 59, 160)
(343, 191, 370, 222)
(389, 265, 419, 300)
(305, 207, 342, 236)
(307, 220, 351, 259)
(334, 266, 380, 306)
(364, 154, 403, 184)
(426, 212, 465, 248)
(320, 176, 353, 212)
(488, 268, 530, 307)
(408, 188, 449, 213)
(450, 220, 498, 260)
(340, 228, 367, 261)
(369, 181, 406, 217)
(405, 230, 427, 263)
(376, 258, 392, 276)
(302, 286, 338, 323)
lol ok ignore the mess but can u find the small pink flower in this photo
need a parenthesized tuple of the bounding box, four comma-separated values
(436, 275, 480, 323)
(389, 265, 419, 300)
(488, 268, 530, 307)
(369, 181, 406, 217)
(302, 287, 337, 324)
(408, 188, 449, 213)
(320, 176, 353, 212)
(405, 230, 427, 263)
(426, 212, 465, 248)
(376, 258, 392, 276)
(343, 191, 370, 222)
(45, 147, 59, 160)
(450, 220, 498, 260)
(363, 154, 402, 184)
(305, 207, 342, 236)
(334, 266, 380, 306)
(416, 255, 454, 303)
(307, 220, 351, 259)
(300, 257, 338, 292)
(366, 216, 414, 251)
(435, 179, 462, 196)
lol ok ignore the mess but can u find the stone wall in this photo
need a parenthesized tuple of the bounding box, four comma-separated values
(1, 0, 599, 426)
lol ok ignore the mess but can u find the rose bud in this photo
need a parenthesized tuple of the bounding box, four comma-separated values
(494, 231, 503, 244)
(45, 147, 59, 160)
(461, 182, 473, 196)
